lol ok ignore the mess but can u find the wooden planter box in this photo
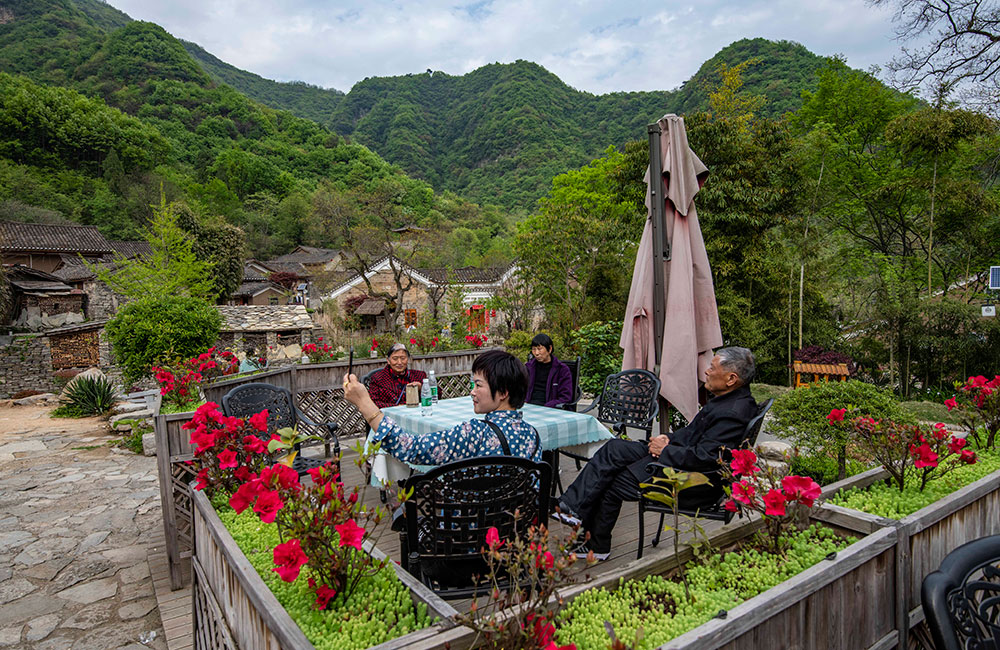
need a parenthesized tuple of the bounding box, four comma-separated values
(815, 465, 1000, 647)
(191, 489, 459, 650)
(423, 507, 900, 650)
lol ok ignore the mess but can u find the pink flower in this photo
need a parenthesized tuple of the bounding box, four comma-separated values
(731, 480, 755, 505)
(253, 489, 284, 523)
(485, 526, 502, 549)
(910, 443, 939, 469)
(335, 519, 365, 550)
(781, 475, 821, 508)
(730, 449, 758, 476)
(944, 397, 958, 411)
(272, 539, 308, 582)
(827, 408, 847, 423)
(248, 410, 269, 433)
(762, 489, 787, 516)
(217, 448, 238, 469)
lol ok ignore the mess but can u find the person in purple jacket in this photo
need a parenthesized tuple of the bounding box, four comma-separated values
(525, 333, 573, 408)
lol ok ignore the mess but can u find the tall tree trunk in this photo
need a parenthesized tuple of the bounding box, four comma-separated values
(928, 158, 937, 298)
(799, 159, 824, 350)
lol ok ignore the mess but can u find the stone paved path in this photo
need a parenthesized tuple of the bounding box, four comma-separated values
(0, 406, 168, 650)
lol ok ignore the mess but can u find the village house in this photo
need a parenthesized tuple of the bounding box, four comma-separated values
(228, 261, 291, 306)
(264, 245, 348, 308)
(323, 256, 520, 331)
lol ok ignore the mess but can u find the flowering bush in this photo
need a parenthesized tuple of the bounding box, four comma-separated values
(182, 402, 271, 496)
(370, 336, 394, 357)
(154, 347, 240, 408)
(456, 522, 584, 650)
(845, 414, 977, 491)
(946, 375, 1000, 450)
(301, 337, 339, 363)
(721, 448, 822, 554)
(465, 333, 488, 348)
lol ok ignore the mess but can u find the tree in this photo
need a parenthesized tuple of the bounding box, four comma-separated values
(92, 194, 216, 301)
(872, 0, 1000, 115)
(105, 295, 222, 382)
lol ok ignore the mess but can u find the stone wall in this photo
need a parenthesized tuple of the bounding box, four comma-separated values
(0, 335, 60, 397)
(83, 280, 126, 320)
(19, 292, 85, 318)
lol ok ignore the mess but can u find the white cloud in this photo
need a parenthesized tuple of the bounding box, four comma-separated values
(107, 0, 904, 94)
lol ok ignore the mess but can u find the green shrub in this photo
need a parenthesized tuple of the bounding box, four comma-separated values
(789, 451, 868, 486)
(568, 321, 623, 394)
(105, 296, 222, 382)
(55, 376, 118, 417)
(771, 380, 913, 479)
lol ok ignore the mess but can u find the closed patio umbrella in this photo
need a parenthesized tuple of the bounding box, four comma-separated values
(619, 114, 722, 426)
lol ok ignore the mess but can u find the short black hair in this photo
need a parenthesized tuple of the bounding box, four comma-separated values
(530, 333, 554, 352)
(472, 349, 529, 409)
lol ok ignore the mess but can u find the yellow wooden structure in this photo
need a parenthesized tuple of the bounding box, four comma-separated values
(792, 360, 850, 388)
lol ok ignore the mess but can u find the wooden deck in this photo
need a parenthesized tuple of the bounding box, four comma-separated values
(155, 441, 729, 649)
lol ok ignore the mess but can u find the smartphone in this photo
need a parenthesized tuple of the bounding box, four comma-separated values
(348, 346, 354, 379)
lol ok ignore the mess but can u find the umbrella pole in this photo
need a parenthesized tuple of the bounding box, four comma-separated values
(648, 121, 671, 435)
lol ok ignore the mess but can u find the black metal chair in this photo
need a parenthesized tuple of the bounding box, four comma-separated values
(636, 397, 774, 559)
(221, 382, 339, 476)
(552, 369, 660, 495)
(922, 534, 1000, 650)
(400, 455, 552, 599)
(555, 356, 582, 412)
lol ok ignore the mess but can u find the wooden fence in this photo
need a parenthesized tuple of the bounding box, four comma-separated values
(815, 465, 1000, 649)
(156, 348, 493, 590)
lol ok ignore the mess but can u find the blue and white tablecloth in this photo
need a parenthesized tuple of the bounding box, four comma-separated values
(367, 396, 612, 486)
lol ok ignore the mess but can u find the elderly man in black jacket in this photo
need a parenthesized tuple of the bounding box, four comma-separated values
(556, 347, 758, 560)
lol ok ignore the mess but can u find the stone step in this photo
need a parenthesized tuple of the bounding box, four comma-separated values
(110, 411, 152, 426)
(113, 402, 149, 415)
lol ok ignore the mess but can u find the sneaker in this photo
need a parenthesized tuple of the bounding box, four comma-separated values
(550, 510, 581, 527)
(572, 541, 610, 561)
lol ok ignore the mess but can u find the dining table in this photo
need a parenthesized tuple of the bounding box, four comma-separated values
(366, 396, 613, 487)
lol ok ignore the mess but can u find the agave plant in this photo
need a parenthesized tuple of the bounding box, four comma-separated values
(60, 376, 118, 416)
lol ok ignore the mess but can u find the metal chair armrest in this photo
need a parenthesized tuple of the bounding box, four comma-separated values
(579, 398, 601, 415)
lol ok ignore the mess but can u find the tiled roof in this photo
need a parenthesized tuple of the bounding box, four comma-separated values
(417, 265, 511, 284)
(9, 279, 75, 293)
(243, 263, 268, 282)
(271, 246, 340, 265)
(354, 298, 386, 315)
(52, 261, 98, 282)
(108, 240, 153, 259)
(0, 221, 113, 254)
(215, 305, 313, 332)
(234, 281, 285, 297)
(262, 260, 309, 276)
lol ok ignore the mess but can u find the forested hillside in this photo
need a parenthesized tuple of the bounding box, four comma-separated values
(0, 0, 510, 271)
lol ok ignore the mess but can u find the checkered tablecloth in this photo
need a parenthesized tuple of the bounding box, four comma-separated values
(367, 396, 612, 486)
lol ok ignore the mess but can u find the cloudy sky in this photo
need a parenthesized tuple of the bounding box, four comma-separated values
(106, 0, 905, 95)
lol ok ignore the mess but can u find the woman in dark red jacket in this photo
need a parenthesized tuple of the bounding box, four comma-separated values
(524, 333, 573, 408)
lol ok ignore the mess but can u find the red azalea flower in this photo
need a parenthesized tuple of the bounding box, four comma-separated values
(243, 435, 268, 455)
(724, 499, 739, 512)
(729, 449, 758, 476)
(229, 480, 261, 513)
(826, 408, 847, 423)
(485, 526, 502, 549)
(910, 443, 939, 468)
(193, 468, 209, 491)
(313, 583, 337, 610)
(762, 489, 787, 516)
(189, 427, 217, 453)
(248, 409, 269, 433)
(335, 519, 365, 550)
(217, 448, 238, 469)
(261, 464, 300, 490)
(409, 338, 416, 345)
(233, 466, 256, 483)
(731, 480, 755, 505)
(272, 538, 308, 582)
(972, 375, 988, 387)
(253, 489, 284, 523)
(535, 551, 555, 570)
(944, 397, 958, 411)
(960, 449, 977, 464)
(947, 436, 967, 454)
(781, 475, 821, 507)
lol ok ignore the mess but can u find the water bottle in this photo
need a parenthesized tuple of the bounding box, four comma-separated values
(420, 378, 433, 416)
(428, 370, 438, 404)
(470, 373, 475, 392)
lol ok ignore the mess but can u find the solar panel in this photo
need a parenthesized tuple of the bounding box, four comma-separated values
(991, 267, 1000, 290)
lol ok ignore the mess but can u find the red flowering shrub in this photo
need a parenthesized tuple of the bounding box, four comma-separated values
(153, 347, 240, 408)
(847, 416, 977, 491)
(183, 402, 271, 495)
(301, 338, 338, 363)
(947, 375, 1000, 450)
(465, 334, 488, 349)
(721, 449, 821, 554)
(456, 522, 584, 650)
